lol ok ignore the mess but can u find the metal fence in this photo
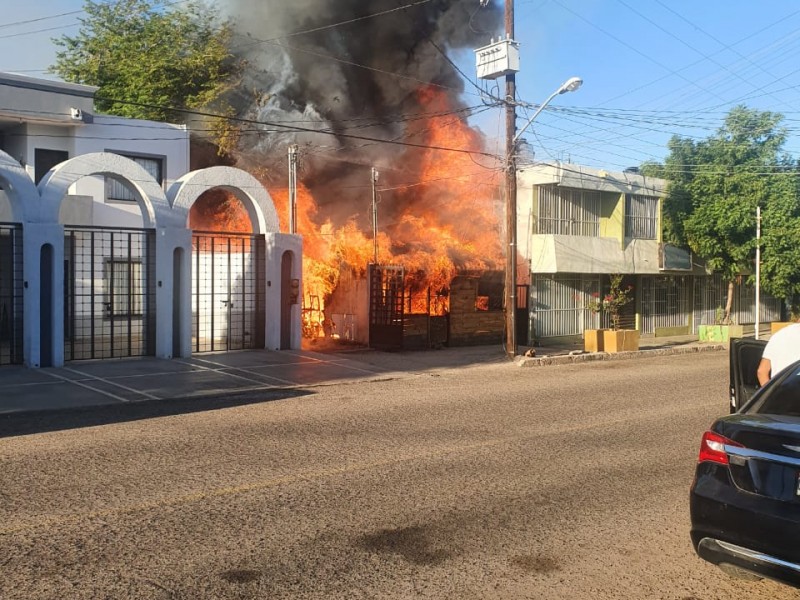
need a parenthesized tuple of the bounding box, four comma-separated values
(192, 232, 265, 353)
(640, 275, 691, 334)
(693, 273, 781, 330)
(534, 272, 782, 339)
(532, 274, 602, 337)
(64, 227, 155, 360)
(0, 224, 22, 365)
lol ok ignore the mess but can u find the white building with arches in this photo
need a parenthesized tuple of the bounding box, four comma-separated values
(0, 72, 302, 368)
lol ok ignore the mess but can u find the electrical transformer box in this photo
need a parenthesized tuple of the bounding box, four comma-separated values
(475, 38, 520, 80)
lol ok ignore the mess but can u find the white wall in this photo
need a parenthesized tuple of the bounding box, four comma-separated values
(531, 234, 662, 274)
(71, 116, 190, 228)
(1, 136, 305, 367)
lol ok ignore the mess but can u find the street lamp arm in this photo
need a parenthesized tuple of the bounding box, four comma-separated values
(511, 77, 582, 149)
(503, 74, 581, 358)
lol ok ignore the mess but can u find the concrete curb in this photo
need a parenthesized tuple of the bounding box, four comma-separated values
(515, 343, 726, 368)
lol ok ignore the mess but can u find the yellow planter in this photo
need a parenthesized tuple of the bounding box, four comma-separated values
(584, 329, 607, 353)
(603, 329, 640, 353)
(771, 322, 793, 334)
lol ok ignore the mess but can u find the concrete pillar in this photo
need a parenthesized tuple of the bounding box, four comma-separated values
(22, 222, 65, 368)
(154, 226, 192, 359)
(265, 233, 303, 350)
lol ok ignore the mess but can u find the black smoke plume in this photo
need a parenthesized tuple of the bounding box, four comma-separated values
(221, 0, 503, 230)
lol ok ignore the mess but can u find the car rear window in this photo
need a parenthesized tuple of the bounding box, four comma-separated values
(747, 364, 800, 416)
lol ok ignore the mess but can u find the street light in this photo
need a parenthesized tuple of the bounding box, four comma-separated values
(512, 77, 582, 147)
(504, 76, 582, 358)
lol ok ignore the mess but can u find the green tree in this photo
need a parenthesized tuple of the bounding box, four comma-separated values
(646, 106, 800, 322)
(759, 171, 800, 315)
(50, 0, 241, 152)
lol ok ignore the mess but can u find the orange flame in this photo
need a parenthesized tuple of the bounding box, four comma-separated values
(386, 86, 503, 313)
(189, 189, 252, 232)
(194, 87, 503, 330)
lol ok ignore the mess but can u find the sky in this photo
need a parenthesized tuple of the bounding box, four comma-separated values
(2, 0, 800, 171)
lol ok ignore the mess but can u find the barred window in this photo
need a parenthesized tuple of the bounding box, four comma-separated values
(106, 154, 163, 202)
(533, 274, 602, 337)
(537, 186, 600, 236)
(625, 194, 659, 239)
(105, 259, 143, 317)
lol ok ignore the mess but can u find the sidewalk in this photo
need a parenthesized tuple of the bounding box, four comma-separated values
(516, 334, 726, 367)
(0, 334, 726, 418)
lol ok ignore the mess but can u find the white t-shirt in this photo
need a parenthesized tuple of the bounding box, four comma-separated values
(762, 323, 800, 378)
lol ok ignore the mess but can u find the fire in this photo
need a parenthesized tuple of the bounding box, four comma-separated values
(193, 87, 503, 338)
(258, 87, 503, 329)
(276, 86, 504, 327)
(386, 86, 503, 313)
(189, 188, 252, 232)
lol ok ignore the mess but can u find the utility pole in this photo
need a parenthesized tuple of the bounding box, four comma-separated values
(371, 167, 379, 264)
(476, 0, 579, 359)
(288, 145, 298, 234)
(755, 205, 761, 339)
(504, 0, 517, 358)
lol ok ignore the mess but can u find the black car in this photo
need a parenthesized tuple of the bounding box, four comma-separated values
(690, 338, 800, 588)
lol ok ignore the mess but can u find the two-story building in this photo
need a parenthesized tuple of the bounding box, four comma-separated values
(517, 162, 781, 343)
(0, 72, 302, 370)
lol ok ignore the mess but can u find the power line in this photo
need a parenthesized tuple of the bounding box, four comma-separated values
(0, 9, 82, 30)
(614, 0, 797, 113)
(427, 38, 499, 103)
(90, 95, 503, 160)
(0, 23, 79, 42)
(652, 0, 792, 86)
(594, 6, 800, 109)
(232, 0, 433, 50)
(252, 37, 486, 101)
(549, 0, 728, 104)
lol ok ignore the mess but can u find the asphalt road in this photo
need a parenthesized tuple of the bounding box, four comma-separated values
(1, 350, 797, 599)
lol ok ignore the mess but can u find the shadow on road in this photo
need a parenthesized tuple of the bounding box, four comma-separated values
(0, 388, 314, 439)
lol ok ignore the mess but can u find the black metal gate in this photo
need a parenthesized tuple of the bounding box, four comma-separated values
(368, 264, 405, 351)
(64, 227, 155, 361)
(0, 224, 22, 365)
(192, 232, 265, 353)
(516, 283, 530, 345)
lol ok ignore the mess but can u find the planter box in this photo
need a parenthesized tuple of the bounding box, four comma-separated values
(584, 329, 607, 353)
(771, 322, 793, 334)
(698, 324, 744, 342)
(602, 329, 639, 353)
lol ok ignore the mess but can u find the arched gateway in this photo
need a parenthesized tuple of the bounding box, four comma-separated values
(0, 154, 302, 368)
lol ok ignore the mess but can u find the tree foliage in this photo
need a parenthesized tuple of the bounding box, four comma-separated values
(50, 0, 241, 151)
(646, 106, 800, 318)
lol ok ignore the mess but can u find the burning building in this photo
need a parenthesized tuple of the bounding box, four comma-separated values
(212, 0, 507, 348)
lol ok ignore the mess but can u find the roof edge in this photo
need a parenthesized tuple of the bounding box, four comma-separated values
(0, 71, 97, 98)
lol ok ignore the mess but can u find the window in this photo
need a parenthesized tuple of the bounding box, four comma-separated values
(537, 186, 600, 236)
(625, 194, 659, 239)
(105, 258, 143, 317)
(533, 274, 603, 337)
(34, 148, 69, 184)
(106, 153, 163, 202)
(748, 365, 800, 417)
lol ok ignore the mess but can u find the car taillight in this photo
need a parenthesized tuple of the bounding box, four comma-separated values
(698, 430, 743, 465)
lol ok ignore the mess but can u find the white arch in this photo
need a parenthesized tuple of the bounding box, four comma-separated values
(167, 166, 279, 235)
(0, 149, 39, 223)
(37, 152, 172, 227)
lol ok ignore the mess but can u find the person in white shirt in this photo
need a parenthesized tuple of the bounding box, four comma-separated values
(757, 320, 800, 386)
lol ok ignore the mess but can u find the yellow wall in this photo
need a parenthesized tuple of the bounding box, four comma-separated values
(531, 186, 663, 247)
(599, 192, 624, 241)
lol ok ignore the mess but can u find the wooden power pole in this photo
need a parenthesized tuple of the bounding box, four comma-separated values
(504, 0, 517, 358)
